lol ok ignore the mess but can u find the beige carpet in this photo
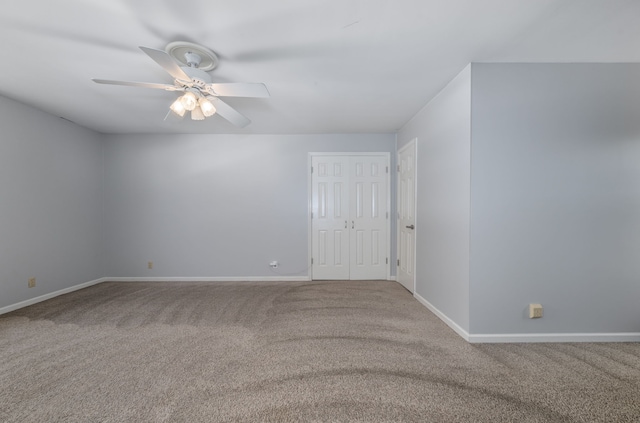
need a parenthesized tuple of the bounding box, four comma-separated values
(1, 280, 639, 422)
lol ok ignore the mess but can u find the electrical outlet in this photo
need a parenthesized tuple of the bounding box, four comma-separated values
(148, 261, 153, 270)
(529, 303, 543, 319)
(28, 277, 36, 288)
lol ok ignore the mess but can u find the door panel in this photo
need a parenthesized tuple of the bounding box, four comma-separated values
(397, 140, 416, 292)
(371, 230, 381, 265)
(349, 156, 388, 280)
(334, 230, 345, 265)
(312, 156, 350, 280)
(318, 230, 327, 265)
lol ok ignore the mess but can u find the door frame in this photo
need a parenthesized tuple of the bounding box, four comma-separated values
(397, 139, 417, 293)
(308, 152, 391, 281)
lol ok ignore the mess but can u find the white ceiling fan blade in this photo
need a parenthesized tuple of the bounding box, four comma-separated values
(210, 97, 251, 128)
(139, 46, 192, 83)
(92, 79, 181, 91)
(207, 83, 270, 98)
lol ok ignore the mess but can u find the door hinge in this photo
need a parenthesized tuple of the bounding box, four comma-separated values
(386, 258, 388, 264)
(386, 211, 388, 219)
(311, 166, 314, 173)
(397, 164, 400, 172)
(397, 259, 400, 266)
(311, 258, 314, 264)
(311, 212, 314, 218)
(386, 166, 389, 174)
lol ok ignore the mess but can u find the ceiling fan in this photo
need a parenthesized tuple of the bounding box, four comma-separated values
(93, 42, 269, 127)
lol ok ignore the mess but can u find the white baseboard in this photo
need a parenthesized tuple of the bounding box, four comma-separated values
(412, 292, 640, 343)
(0, 276, 311, 315)
(468, 333, 640, 343)
(8, 278, 637, 343)
(413, 291, 471, 341)
(0, 277, 108, 316)
(105, 276, 311, 282)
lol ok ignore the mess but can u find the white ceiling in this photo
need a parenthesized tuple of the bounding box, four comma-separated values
(1, 0, 639, 134)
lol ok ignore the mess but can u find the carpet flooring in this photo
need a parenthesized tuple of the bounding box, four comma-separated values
(1, 280, 639, 422)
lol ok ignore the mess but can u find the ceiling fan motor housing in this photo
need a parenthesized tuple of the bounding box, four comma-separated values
(180, 66, 211, 88)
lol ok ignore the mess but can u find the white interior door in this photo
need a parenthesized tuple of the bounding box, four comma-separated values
(349, 156, 388, 280)
(311, 156, 350, 280)
(311, 155, 389, 280)
(397, 140, 416, 292)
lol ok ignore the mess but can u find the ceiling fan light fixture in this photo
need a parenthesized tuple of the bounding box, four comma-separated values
(191, 106, 205, 121)
(93, 44, 268, 127)
(180, 91, 198, 111)
(169, 97, 186, 117)
(199, 97, 216, 117)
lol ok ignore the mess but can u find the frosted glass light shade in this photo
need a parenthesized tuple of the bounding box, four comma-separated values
(180, 91, 197, 111)
(199, 97, 216, 117)
(169, 98, 186, 117)
(191, 106, 205, 121)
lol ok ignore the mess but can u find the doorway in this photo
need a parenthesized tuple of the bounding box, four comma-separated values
(310, 153, 390, 280)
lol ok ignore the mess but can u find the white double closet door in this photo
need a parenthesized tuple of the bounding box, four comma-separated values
(311, 154, 389, 280)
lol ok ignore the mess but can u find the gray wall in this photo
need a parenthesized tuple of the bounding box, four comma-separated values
(102, 133, 396, 278)
(397, 65, 471, 332)
(0, 96, 104, 309)
(0, 96, 395, 312)
(470, 63, 640, 334)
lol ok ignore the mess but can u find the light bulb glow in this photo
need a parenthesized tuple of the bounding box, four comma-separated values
(180, 91, 197, 111)
(169, 97, 186, 117)
(191, 106, 205, 121)
(199, 97, 216, 117)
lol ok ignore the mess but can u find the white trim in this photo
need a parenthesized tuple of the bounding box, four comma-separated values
(386, 153, 391, 281)
(105, 276, 310, 282)
(468, 333, 640, 343)
(5, 277, 640, 343)
(413, 291, 640, 343)
(0, 277, 108, 315)
(0, 276, 310, 315)
(307, 153, 313, 281)
(414, 291, 470, 341)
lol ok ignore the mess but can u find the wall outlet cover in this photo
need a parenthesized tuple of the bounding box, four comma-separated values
(529, 303, 543, 319)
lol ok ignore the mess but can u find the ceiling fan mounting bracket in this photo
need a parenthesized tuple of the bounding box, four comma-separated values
(165, 41, 219, 71)
(183, 51, 202, 68)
